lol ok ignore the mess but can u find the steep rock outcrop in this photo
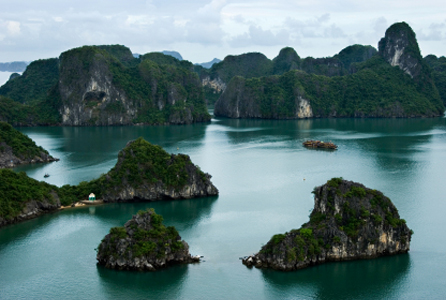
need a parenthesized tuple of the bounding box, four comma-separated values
(214, 22, 445, 119)
(1, 45, 211, 126)
(58, 46, 137, 126)
(378, 22, 424, 78)
(243, 178, 412, 271)
(93, 137, 218, 202)
(0, 121, 58, 168)
(96, 208, 198, 270)
(272, 47, 301, 75)
(214, 74, 313, 119)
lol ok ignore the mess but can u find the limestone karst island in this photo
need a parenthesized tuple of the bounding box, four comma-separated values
(2, 16, 446, 299)
(0, 137, 218, 227)
(96, 208, 199, 271)
(242, 178, 412, 271)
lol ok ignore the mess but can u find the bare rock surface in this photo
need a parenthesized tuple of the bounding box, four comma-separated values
(243, 178, 412, 271)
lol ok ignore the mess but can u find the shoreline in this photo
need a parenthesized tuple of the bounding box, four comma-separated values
(60, 200, 104, 210)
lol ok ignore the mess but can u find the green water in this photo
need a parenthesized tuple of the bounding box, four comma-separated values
(1, 116, 446, 299)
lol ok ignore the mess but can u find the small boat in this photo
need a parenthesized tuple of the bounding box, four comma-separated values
(303, 140, 337, 150)
(44, 173, 50, 178)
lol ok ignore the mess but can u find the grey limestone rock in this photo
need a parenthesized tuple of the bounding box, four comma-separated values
(243, 178, 412, 271)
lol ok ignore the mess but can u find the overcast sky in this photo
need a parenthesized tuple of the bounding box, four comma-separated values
(1, 0, 445, 64)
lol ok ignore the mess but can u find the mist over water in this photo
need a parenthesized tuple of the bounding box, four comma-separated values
(1, 116, 446, 299)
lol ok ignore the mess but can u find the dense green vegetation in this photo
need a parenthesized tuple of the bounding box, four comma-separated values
(272, 47, 301, 75)
(202, 52, 273, 83)
(258, 178, 410, 264)
(424, 55, 446, 106)
(97, 208, 185, 260)
(0, 137, 208, 220)
(0, 58, 59, 104)
(100, 137, 197, 191)
(0, 169, 59, 220)
(0, 121, 48, 158)
(223, 54, 444, 117)
(97, 45, 138, 67)
(378, 22, 443, 111)
(334, 44, 377, 71)
(0, 44, 210, 126)
(201, 44, 377, 88)
(0, 96, 37, 125)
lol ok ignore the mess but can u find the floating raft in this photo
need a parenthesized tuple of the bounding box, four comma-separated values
(80, 200, 104, 205)
(303, 140, 337, 150)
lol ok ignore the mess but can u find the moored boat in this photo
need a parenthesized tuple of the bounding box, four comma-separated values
(303, 140, 337, 149)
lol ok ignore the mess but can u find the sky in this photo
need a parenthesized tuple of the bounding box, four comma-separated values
(0, 0, 445, 64)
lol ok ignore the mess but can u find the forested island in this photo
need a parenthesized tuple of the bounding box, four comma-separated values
(242, 178, 412, 271)
(0, 121, 58, 168)
(97, 208, 199, 271)
(0, 137, 218, 227)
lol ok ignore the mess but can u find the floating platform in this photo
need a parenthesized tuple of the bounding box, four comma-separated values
(303, 140, 337, 150)
(80, 200, 104, 205)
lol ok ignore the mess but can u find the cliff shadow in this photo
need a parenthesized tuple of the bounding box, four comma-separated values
(96, 263, 189, 299)
(89, 196, 219, 231)
(261, 253, 411, 299)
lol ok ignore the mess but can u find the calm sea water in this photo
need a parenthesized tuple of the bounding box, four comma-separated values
(1, 115, 446, 299)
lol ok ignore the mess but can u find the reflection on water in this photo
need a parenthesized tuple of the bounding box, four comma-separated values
(262, 254, 411, 299)
(1, 116, 445, 299)
(97, 264, 189, 299)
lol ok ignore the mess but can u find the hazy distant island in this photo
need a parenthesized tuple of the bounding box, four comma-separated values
(242, 178, 412, 271)
(97, 208, 199, 271)
(210, 22, 445, 118)
(0, 137, 218, 227)
(0, 121, 58, 168)
(0, 61, 29, 73)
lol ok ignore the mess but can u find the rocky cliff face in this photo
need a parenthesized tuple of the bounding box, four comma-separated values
(58, 46, 137, 126)
(214, 74, 313, 119)
(201, 76, 226, 93)
(0, 141, 58, 168)
(1, 45, 211, 126)
(378, 22, 423, 79)
(96, 208, 199, 271)
(97, 137, 218, 202)
(243, 178, 412, 271)
(0, 195, 61, 227)
(213, 22, 445, 119)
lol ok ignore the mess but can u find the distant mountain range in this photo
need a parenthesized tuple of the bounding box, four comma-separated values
(0, 61, 30, 73)
(0, 21, 445, 126)
(133, 52, 220, 69)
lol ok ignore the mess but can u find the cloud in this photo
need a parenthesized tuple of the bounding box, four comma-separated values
(417, 22, 446, 41)
(0, 1, 446, 63)
(7, 21, 21, 35)
(228, 25, 290, 47)
(324, 24, 346, 38)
